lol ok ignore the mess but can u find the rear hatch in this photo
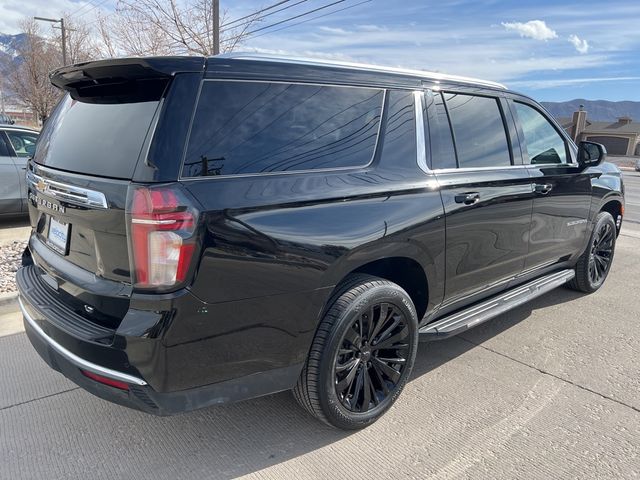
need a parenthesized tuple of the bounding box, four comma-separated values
(25, 57, 204, 331)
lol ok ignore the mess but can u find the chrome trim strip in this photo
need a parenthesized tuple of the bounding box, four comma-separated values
(131, 218, 177, 225)
(26, 171, 108, 209)
(19, 297, 147, 386)
(414, 91, 429, 173)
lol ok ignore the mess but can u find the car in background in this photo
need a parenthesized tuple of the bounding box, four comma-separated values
(635, 158, 640, 172)
(1, 125, 39, 216)
(0, 113, 15, 125)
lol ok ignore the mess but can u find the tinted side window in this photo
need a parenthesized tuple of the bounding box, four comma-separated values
(514, 102, 567, 165)
(443, 93, 511, 168)
(378, 89, 416, 165)
(183, 82, 384, 177)
(426, 91, 456, 169)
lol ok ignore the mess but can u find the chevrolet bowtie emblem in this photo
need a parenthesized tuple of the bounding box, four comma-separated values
(36, 179, 47, 193)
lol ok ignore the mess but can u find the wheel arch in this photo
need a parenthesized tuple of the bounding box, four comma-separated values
(599, 196, 624, 235)
(321, 251, 432, 323)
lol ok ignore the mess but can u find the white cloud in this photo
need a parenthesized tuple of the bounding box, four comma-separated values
(502, 20, 558, 41)
(0, 0, 114, 34)
(356, 24, 387, 32)
(318, 26, 349, 35)
(568, 34, 589, 53)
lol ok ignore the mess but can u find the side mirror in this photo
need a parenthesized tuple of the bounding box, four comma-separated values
(578, 141, 606, 169)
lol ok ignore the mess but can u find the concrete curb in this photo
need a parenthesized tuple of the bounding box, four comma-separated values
(0, 292, 19, 310)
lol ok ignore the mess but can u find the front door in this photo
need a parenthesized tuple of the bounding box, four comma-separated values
(509, 100, 592, 272)
(429, 91, 533, 309)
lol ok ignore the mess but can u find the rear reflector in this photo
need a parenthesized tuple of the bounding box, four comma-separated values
(81, 370, 130, 391)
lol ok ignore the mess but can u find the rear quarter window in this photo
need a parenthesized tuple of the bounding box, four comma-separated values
(182, 81, 384, 177)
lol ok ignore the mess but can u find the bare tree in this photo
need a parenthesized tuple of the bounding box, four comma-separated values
(53, 15, 101, 65)
(4, 19, 61, 123)
(96, 0, 259, 57)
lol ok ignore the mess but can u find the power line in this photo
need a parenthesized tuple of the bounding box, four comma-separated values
(221, 0, 294, 28)
(74, 0, 110, 19)
(220, 0, 311, 32)
(222, 0, 349, 43)
(67, 0, 99, 18)
(225, 0, 372, 43)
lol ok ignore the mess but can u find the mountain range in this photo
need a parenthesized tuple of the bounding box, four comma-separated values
(541, 99, 640, 123)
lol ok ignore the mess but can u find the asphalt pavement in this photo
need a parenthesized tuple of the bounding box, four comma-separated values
(1, 176, 640, 479)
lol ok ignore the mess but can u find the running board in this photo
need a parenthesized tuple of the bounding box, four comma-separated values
(419, 269, 575, 341)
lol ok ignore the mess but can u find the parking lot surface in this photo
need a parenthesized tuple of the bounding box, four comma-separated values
(1, 180, 640, 479)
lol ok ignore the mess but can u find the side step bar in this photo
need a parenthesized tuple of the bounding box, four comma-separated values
(419, 269, 575, 341)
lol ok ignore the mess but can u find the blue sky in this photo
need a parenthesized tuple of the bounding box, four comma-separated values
(3, 0, 640, 101)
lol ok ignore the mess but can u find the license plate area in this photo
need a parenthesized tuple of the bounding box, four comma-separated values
(47, 216, 70, 255)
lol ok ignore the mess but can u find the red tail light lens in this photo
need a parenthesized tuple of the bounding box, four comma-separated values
(128, 185, 198, 289)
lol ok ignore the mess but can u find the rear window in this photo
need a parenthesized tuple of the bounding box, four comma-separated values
(182, 81, 384, 177)
(34, 94, 160, 179)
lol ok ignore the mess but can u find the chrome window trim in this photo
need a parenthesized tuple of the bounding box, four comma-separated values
(178, 79, 387, 181)
(19, 297, 147, 386)
(432, 164, 530, 174)
(26, 171, 108, 209)
(414, 91, 429, 173)
(219, 53, 508, 90)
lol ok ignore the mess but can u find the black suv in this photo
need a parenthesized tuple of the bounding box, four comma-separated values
(17, 55, 624, 430)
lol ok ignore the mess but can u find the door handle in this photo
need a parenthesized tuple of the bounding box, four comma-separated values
(534, 183, 553, 194)
(455, 192, 480, 205)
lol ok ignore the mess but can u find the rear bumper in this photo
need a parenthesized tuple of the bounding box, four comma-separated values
(21, 297, 302, 415)
(16, 262, 318, 415)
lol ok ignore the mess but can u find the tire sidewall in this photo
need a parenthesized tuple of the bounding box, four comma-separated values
(587, 212, 617, 291)
(317, 283, 419, 429)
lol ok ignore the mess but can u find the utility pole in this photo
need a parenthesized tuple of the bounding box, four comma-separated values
(33, 16, 68, 65)
(212, 0, 220, 55)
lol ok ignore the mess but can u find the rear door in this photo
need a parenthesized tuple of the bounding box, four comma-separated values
(509, 99, 591, 272)
(0, 131, 21, 214)
(428, 90, 533, 310)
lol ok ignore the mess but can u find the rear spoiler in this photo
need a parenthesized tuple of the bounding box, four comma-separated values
(50, 57, 206, 102)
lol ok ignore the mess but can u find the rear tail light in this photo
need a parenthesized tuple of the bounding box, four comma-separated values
(127, 185, 199, 289)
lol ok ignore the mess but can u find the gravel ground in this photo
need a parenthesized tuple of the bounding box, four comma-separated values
(0, 241, 27, 294)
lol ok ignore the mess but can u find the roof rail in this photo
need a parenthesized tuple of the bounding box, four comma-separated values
(216, 52, 507, 90)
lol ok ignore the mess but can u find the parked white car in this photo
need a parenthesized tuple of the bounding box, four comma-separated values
(0, 125, 39, 216)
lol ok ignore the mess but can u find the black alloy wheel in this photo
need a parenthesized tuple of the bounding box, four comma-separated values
(568, 211, 617, 293)
(588, 221, 614, 285)
(334, 302, 411, 413)
(293, 274, 418, 430)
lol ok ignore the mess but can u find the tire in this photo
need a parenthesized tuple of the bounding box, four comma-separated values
(293, 274, 419, 430)
(567, 211, 617, 293)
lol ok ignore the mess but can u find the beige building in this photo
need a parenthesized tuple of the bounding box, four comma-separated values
(558, 108, 640, 156)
